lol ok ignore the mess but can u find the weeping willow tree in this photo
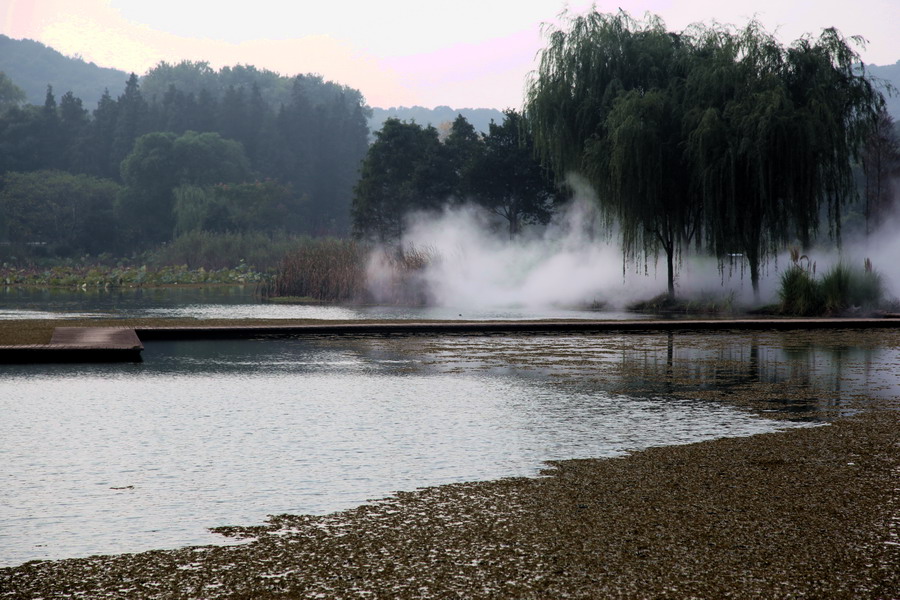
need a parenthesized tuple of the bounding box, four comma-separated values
(527, 9, 884, 299)
(685, 23, 884, 296)
(526, 11, 696, 298)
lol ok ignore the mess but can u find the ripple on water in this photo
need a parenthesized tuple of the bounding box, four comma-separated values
(0, 336, 805, 567)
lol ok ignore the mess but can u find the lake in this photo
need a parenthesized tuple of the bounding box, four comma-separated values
(0, 285, 643, 321)
(1, 288, 897, 568)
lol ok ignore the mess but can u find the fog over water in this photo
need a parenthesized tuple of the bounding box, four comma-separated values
(366, 180, 900, 311)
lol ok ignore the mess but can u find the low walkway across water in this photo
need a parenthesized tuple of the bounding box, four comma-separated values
(0, 317, 899, 363)
(0, 327, 143, 363)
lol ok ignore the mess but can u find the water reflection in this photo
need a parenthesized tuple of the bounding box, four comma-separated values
(393, 329, 900, 418)
(0, 335, 808, 567)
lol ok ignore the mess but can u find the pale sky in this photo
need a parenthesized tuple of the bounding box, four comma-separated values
(2, 0, 898, 109)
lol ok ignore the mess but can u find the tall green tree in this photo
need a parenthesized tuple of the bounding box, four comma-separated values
(526, 11, 697, 297)
(442, 114, 483, 200)
(352, 118, 444, 241)
(110, 74, 148, 176)
(469, 110, 559, 237)
(685, 23, 884, 295)
(527, 10, 885, 298)
(861, 109, 900, 235)
(119, 130, 252, 243)
(88, 89, 119, 179)
(39, 85, 63, 170)
(58, 90, 89, 172)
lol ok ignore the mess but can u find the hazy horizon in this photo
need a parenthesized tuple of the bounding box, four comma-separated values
(3, 0, 899, 110)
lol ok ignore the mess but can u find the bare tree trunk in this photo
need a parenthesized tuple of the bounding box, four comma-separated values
(666, 249, 675, 300)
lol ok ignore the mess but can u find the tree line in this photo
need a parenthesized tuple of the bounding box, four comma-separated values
(0, 62, 369, 257)
(352, 110, 561, 241)
(350, 11, 898, 299)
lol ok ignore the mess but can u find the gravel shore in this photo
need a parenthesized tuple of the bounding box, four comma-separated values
(2, 408, 896, 599)
(2, 327, 898, 598)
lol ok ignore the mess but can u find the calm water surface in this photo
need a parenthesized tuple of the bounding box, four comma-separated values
(0, 335, 813, 567)
(0, 286, 642, 320)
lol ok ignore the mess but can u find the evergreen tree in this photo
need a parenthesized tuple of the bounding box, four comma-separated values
(110, 73, 148, 177)
(89, 89, 119, 179)
(58, 90, 89, 172)
(526, 11, 696, 297)
(39, 85, 63, 170)
(352, 118, 443, 241)
(469, 110, 559, 237)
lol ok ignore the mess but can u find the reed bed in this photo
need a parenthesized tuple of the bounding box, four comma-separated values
(259, 241, 440, 305)
(366, 245, 440, 306)
(259, 238, 368, 303)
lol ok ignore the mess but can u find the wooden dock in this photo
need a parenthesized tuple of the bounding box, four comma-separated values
(0, 317, 899, 364)
(0, 327, 143, 363)
(134, 317, 900, 341)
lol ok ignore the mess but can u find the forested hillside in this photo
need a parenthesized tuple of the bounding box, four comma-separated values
(0, 35, 129, 106)
(0, 61, 370, 257)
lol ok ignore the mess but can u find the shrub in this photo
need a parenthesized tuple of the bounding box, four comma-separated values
(779, 259, 885, 316)
(779, 265, 823, 316)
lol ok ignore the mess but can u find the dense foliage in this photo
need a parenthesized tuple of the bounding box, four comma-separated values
(526, 11, 887, 298)
(0, 170, 121, 256)
(352, 110, 560, 240)
(0, 61, 370, 257)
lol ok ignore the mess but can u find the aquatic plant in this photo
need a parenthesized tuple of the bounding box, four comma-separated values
(0, 263, 264, 287)
(260, 238, 368, 302)
(366, 244, 440, 305)
(149, 231, 307, 272)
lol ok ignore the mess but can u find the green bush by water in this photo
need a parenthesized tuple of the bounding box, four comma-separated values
(778, 266, 823, 316)
(779, 260, 884, 316)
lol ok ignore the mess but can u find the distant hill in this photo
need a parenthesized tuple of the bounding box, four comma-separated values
(867, 61, 900, 122)
(4, 33, 896, 131)
(369, 106, 506, 136)
(0, 35, 130, 107)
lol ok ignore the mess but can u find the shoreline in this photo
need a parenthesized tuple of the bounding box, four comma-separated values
(2, 408, 896, 598)
(2, 325, 897, 597)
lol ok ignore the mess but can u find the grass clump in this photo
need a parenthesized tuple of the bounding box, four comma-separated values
(779, 255, 885, 316)
(778, 265, 824, 316)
